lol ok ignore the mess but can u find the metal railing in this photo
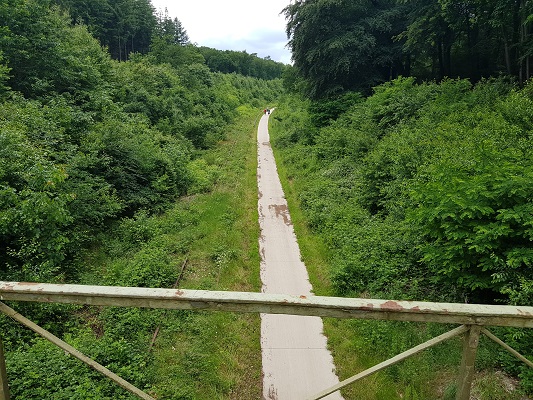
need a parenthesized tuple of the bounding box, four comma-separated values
(0, 281, 532, 400)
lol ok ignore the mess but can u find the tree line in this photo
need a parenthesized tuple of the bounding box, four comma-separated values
(284, 0, 533, 98)
(52, 0, 287, 78)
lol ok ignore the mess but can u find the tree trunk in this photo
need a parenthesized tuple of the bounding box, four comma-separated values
(405, 53, 411, 77)
(444, 42, 452, 78)
(512, 0, 521, 79)
(503, 34, 512, 75)
(519, 3, 526, 84)
(437, 40, 444, 79)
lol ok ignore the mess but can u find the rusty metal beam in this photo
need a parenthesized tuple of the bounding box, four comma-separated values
(1, 282, 533, 328)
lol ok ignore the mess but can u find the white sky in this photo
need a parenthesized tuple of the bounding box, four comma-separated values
(150, 0, 293, 64)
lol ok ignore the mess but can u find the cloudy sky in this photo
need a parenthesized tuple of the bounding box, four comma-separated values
(150, 0, 293, 64)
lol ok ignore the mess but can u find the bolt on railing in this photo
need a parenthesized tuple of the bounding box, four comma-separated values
(0, 281, 532, 400)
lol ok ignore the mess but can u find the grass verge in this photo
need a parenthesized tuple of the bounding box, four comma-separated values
(78, 106, 263, 399)
(148, 106, 263, 399)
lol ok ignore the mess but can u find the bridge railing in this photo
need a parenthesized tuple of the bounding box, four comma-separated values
(0, 281, 532, 400)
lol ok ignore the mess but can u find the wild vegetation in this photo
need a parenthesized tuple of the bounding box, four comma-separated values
(271, 77, 533, 399)
(2, 0, 533, 398)
(0, 0, 280, 397)
(269, 1, 533, 397)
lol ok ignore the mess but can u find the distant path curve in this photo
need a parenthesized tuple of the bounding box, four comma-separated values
(257, 111, 343, 400)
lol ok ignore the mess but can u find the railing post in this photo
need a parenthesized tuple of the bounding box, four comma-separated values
(456, 325, 481, 400)
(0, 336, 10, 400)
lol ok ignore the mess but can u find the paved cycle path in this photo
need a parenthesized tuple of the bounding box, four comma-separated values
(258, 111, 343, 400)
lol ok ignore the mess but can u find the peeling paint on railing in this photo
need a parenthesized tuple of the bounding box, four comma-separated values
(1, 281, 533, 328)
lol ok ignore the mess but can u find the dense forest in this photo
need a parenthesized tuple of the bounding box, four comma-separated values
(268, 0, 533, 397)
(0, 0, 282, 398)
(284, 0, 533, 98)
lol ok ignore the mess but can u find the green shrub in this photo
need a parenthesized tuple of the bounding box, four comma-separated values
(6, 336, 146, 399)
(0, 127, 73, 281)
(271, 78, 533, 393)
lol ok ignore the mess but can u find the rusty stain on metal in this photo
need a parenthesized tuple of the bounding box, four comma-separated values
(381, 301, 404, 311)
(359, 303, 375, 311)
(1, 282, 533, 327)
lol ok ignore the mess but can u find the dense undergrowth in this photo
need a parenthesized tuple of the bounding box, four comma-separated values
(270, 77, 533, 399)
(2, 107, 265, 399)
(0, 1, 278, 398)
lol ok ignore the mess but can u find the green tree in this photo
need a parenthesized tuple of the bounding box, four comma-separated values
(398, 0, 533, 82)
(82, 112, 191, 214)
(0, 0, 112, 100)
(0, 96, 123, 281)
(284, 0, 408, 98)
(154, 8, 189, 45)
(0, 121, 72, 281)
(396, 0, 454, 79)
(198, 47, 286, 79)
(149, 38, 205, 68)
(55, 0, 157, 60)
(0, 52, 11, 99)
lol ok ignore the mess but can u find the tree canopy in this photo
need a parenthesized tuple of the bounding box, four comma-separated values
(50, 0, 287, 79)
(284, 0, 408, 98)
(198, 47, 287, 80)
(284, 0, 533, 98)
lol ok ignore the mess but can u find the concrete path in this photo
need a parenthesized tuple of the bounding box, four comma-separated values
(258, 111, 343, 400)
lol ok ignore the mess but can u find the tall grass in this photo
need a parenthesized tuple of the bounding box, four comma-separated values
(6, 106, 265, 400)
(145, 106, 263, 399)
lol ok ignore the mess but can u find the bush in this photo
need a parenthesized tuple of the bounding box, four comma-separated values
(6, 336, 146, 399)
(0, 127, 72, 281)
(270, 77, 533, 393)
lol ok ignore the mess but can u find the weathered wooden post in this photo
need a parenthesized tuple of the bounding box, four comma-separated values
(0, 336, 10, 400)
(456, 325, 481, 400)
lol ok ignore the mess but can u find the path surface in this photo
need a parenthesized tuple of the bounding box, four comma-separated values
(258, 111, 344, 400)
